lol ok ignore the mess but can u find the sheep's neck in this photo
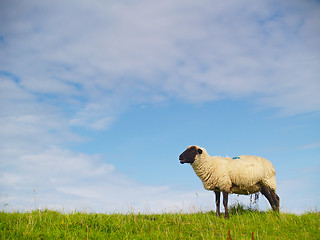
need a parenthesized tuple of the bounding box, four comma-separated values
(191, 155, 218, 190)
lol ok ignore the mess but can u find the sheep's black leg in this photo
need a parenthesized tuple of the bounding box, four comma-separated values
(270, 190, 280, 211)
(260, 185, 277, 211)
(222, 191, 229, 219)
(214, 191, 221, 217)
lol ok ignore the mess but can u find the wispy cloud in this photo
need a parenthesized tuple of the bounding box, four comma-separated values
(297, 141, 320, 150)
(1, 0, 319, 129)
(0, 145, 210, 213)
(69, 104, 116, 130)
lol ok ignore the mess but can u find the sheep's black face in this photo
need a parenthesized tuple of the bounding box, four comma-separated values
(179, 146, 202, 164)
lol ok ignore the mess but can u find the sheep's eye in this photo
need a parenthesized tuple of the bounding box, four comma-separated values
(198, 149, 203, 154)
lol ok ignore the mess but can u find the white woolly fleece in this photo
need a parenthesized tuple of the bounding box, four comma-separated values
(191, 147, 277, 194)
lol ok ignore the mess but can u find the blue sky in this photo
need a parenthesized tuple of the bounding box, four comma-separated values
(0, 0, 319, 213)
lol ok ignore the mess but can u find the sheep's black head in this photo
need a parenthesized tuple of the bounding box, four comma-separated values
(179, 146, 203, 164)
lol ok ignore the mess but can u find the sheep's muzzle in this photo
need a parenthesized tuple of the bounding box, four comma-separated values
(179, 156, 186, 164)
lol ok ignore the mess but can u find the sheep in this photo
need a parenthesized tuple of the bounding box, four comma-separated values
(179, 145, 280, 219)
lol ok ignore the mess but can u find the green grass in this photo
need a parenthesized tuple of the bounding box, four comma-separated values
(1, 205, 319, 239)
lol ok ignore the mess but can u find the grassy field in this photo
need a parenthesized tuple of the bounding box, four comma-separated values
(1, 205, 319, 239)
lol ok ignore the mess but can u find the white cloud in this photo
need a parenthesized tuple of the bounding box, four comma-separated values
(69, 103, 116, 130)
(0, 75, 200, 212)
(1, 0, 319, 129)
(0, 145, 212, 213)
(0, 79, 80, 157)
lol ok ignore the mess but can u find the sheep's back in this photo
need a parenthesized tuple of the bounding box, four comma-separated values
(227, 156, 276, 191)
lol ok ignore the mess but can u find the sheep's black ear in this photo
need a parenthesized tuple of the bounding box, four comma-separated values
(198, 149, 203, 154)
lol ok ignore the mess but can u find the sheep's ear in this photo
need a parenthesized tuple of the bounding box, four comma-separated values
(198, 149, 203, 154)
